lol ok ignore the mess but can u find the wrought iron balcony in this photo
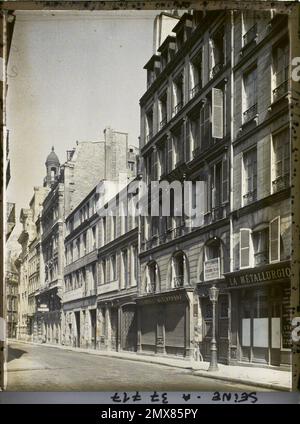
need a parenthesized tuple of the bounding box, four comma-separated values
(146, 131, 153, 143)
(160, 116, 167, 129)
(273, 79, 288, 102)
(243, 24, 257, 47)
(254, 251, 269, 266)
(212, 62, 224, 78)
(243, 189, 257, 205)
(173, 275, 184, 288)
(190, 82, 201, 99)
(272, 174, 289, 192)
(243, 103, 257, 124)
(173, 101, 183, 116)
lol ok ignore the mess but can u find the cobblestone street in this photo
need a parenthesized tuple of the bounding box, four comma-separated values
(6, 342, 271, 392)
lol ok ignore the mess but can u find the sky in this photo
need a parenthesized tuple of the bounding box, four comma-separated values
(6, 10, 159, 248)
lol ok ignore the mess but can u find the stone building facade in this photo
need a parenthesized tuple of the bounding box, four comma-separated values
(62, 167, 139, 350)
(139, 10, 232, 360)
(138, 9, 292, 367)
(6, 252, 19, 339)
(224, 11, 292, 367)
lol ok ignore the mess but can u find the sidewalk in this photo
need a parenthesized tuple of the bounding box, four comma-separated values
(9, 339, 291, 391)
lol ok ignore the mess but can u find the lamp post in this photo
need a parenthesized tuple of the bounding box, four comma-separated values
(208, 284, 219, 372)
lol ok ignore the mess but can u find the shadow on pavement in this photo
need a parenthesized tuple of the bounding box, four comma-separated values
(7, 345, 27, 362)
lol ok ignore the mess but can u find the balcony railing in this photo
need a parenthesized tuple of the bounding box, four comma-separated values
(254, 251, 269, 266)
(243, 24, 257, 47)
(212, 62, 224, 78)
(173, 275, 184, 288)
(243, 189, 257, 205)
(146, 131, 153, 143)
(273, 79, 289, 102)
(272, 174, 289, 192)
(190, 82, 201, 99)
(243, 103, 257, 124)
(160, 116, 167, 129)
(173, 101, 183, 116)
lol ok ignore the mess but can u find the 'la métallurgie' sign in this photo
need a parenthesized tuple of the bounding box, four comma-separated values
(226, 265, 291, 288)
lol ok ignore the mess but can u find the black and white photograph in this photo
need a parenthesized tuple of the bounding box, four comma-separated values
(1, 1, 300, 401)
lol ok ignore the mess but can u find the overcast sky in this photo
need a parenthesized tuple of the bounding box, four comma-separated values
(6, 10, 159, 248)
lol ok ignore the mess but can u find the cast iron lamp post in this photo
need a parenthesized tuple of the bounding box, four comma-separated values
(208, 284, 219, 372)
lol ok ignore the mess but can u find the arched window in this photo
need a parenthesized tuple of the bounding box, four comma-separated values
(203, 237, 222, 281)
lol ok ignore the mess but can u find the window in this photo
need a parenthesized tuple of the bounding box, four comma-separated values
(159, 92, 167, 129)
(91, 263, 97, 287)
(210, 26, 225, 78)
(240, 229, 253, 268)
(158, 142, 167, 177)
(253, 228, 269, 266)
(82, 232, 87, 255)
(91, 226, 97, 250)
(243, 67, 257, 123)
(110, 254, 117, 281)
(132, 245, 138, 285)
(242, 14, 257, 47)
(272, 128, 290, 193)
(190, 50, 202, 98)
(102, 217, 106, 246)
(76, 238, 80, 259)
(173, 125, 184, 167)
(273, 40, 289, 101)
(111, 216, 117, 240)
(145, 108, 153, 142)
(101, 259, 106, 284)
(167, 137, 173, 173)
(189, 111, 201, 156)
(172, 73, 184, 116)
(242, 148, 257, 205)
(121, 250, 128, 289)
(269, 217, 280, 263)
(200, 99, 211, 150)
(212, 88, 224, 139)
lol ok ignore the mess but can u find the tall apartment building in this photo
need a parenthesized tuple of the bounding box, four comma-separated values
(6, 252, 18, 338)
(62, 166, 139, 351)
(139, 10, 231, 359)
(225, 11, 292, 367)
(37, 128, 136, 345)
(138, 9, 292, 368)
(15, 186, 49, 341)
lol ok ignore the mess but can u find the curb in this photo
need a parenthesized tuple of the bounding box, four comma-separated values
(9, 339, 290, 391)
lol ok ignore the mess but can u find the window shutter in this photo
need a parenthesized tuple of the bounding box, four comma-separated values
(269, 217, 280, 263)
(212, 88, 224, 139)
(240, 229, 252, 268)
(222, 156, 229, 203)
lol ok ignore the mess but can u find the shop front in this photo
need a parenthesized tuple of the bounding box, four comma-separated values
(97, 295, 137, 352)
(136, 288, 193, 358)
(225, 261, 291, 368)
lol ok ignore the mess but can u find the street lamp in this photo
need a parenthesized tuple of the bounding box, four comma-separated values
(208, 284, 219, 372)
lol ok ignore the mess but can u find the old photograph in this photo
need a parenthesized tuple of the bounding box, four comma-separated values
(2, 2, 299, 396)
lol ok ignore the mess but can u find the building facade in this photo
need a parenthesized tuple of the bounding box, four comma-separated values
(138, 9, 292, 367)
(6, 252, 18, 339)
(62, 157, 139, 351)
(38, 128, 137, 345)
(224, 11, 291, 367)
(139, 10, 232, 360)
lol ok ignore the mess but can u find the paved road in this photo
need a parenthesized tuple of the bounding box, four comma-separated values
(7, 341, 271, 391)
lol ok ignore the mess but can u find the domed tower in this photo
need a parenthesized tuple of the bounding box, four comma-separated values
(44, 146, 60, 187)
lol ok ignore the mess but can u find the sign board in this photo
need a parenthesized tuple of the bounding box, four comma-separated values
(204, 258, 221, 281)
(38, 306, 49, 312)
(226, 264, 291, 288)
